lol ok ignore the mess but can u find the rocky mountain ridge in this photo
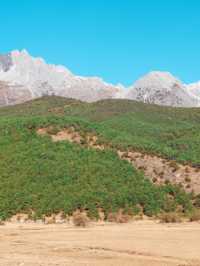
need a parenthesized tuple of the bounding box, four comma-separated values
(0, 50, 200, 107)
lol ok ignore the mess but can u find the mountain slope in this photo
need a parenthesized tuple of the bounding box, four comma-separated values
(187, 81, 200, 98)
(0, 50, 122, 105)
(1, 96, 200, 165)
(126, 71, 200, 107)
(0, 50, 200, 107)
(0, 96, 195, 220)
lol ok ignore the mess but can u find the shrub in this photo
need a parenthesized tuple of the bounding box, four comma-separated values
(184, 176, 191, 183)
(186, 184, 191, 189)
(0, 220, 5, 226)
(168, 161, 179, 172)
(159, 212, 182, 223)
(44, 215, 56, 224)
(189, 210, 200, 222)
(46, 126, 60, 135)
(72, 211, 89, 227)
(164, 179, 170, 185)
(152, 177, 158, 183)
(107, 210, 130, 223)
(194, 195, 200, 208)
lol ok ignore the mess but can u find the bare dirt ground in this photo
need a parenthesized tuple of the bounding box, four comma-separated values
(0, 220, 200, 266)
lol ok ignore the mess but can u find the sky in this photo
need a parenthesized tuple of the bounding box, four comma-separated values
(0, 0, 200, 86)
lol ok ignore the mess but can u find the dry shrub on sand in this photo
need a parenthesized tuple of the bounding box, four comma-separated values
(0, 220, 5, 226)
(189, 210, 200, 222)
(44, 215, 56, 224)
(159, 212, 182, 223)
(72, 211, 89, 227)
(107, 209, 130, 223)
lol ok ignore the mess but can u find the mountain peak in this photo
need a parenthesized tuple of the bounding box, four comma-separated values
(0, 50, 200, 107)
(126, 71, 199, 107)
(11, 49, 29, 57)
(0, 50, 121, 105)
(132, 71, 182, 91)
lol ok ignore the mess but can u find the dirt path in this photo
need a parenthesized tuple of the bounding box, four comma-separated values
(0, 220, 200, 266)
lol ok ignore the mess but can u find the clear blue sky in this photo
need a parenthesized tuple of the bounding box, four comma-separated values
(0, 0, 200, 85)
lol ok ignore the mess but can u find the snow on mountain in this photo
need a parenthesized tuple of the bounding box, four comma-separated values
(186, 82, 200, 98)
(0, 50, 122, 105)
(126, 71, 200, 107)
(0, 50, 200, 107)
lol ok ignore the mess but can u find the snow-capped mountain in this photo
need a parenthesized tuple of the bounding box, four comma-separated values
(0, 50, 200, 107)
(186, 82, 200, 98)
(0, 50, 123, 106)
(126, 71, 200, 107)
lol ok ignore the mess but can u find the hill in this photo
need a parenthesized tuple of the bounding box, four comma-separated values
(2, 96, 200, 163)
(0, 96, 199, 221)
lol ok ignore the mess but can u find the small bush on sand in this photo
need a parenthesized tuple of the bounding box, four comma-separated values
(159, 212, 182, 223)
(44, 215, 56, 224)
(184, 176, 191, 183)
(168, 161, 179, 172)
(46, 126, 60, 135)
(107, 209, 130, 223)
(0, 220, 5, 226)
(189, 209, 200, 222)
(194, 194, 200, 208)
(72, 211, 89, 227)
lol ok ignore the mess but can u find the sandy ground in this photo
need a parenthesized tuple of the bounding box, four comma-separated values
(0, 220, 200, 266)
